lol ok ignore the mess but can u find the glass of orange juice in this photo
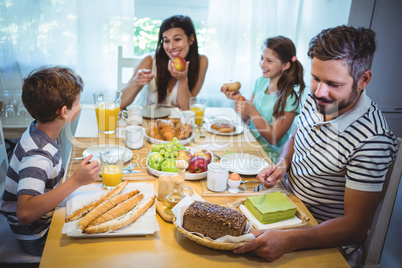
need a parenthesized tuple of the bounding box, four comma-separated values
(190, 97, 207, 126)
(93, 90, 122, 134)
(100, 146, 125, 189)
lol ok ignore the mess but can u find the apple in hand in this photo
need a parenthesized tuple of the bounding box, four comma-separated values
(172, 56, 186, 71)
(193, 150, 212, 164)
(177, 150, 192, 163)
(188, 156, 208, 173)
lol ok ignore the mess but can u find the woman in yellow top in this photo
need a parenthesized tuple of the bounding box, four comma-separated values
(121, 15, 208, 110)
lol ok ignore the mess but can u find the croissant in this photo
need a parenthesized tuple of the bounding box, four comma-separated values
(157, 119, 175, 141)
(175, 123, 193, 140)
(146, 122, 164, 140)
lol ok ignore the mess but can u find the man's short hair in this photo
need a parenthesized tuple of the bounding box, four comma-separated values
(308, 25, 377, 87)
(22, 66, 84, 123)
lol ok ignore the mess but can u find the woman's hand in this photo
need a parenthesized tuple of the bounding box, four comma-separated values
(168, 60, 189, 81)
(135, 69, 155, 87)
(221, 86, 241, 100)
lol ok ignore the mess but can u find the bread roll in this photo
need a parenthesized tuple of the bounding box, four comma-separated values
(222, 81, 241, 91)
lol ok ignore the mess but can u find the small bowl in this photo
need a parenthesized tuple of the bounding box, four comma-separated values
(227, 178, 241, 193)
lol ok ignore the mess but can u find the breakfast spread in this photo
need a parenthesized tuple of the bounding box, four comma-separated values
(182, 201, 247, 239)
(244, 192, 297, 224)
(65, 181, 156, 234)
(146, 118, 193, 141)
(211, 122, 236, 133)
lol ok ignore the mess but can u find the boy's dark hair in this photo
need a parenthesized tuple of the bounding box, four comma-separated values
(308, 25, 377, 88)
(22, 66, 84, 123)
(155, 15, 200, 104)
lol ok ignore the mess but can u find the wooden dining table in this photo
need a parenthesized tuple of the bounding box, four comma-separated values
(39, 104, 350, 268)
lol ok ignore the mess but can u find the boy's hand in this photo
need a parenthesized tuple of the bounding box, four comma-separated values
(72, 155, 100, 186)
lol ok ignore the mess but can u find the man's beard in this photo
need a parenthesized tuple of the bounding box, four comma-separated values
(314, 86, 360, 116)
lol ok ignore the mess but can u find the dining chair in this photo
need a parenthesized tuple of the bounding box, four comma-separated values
(117, 46, 148, 106)
(357, 138, 402, 268)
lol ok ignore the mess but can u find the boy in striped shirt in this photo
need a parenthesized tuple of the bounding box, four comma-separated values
(0, 67, 100, 255)
(234, 26, 397, 264)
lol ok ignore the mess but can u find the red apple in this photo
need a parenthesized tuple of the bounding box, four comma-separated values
(177, 149, 192, 163)
(193, 150, 212, 164)
(172, 56, 186, 71)
(188, 156, 208, 173)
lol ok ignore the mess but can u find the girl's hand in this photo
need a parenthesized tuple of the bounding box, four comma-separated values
(72, 155, 100, 186)
(234, 99, 255, 117)
(168, 60, 189, 81)
(135, 69, 155, 87)
(221, 86, 241, 100)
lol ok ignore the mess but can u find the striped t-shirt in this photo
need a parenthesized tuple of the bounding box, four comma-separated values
(288, 92, 397, 222)
(0, 121, 64, 242)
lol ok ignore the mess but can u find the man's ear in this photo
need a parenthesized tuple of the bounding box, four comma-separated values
(358, 70, 372, 90)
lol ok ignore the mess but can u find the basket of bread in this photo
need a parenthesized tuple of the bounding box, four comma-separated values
(172, 198, 254, 250)
(147, 139, 213, 180)
(145, 118, 194, 145)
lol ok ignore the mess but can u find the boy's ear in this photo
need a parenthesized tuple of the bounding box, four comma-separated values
(58, 105, 69, 119)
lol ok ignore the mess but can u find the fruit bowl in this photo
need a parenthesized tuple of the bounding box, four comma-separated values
(146, 147, 213, 181)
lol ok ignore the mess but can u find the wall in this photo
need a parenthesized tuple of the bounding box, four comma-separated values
(349, 1, 402, 267)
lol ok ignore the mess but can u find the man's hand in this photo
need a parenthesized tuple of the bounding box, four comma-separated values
(257, 161, 287, 189)
(234, 229, 290, 262)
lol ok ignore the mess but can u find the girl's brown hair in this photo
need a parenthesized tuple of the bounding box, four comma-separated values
(264, 36, 305, 118)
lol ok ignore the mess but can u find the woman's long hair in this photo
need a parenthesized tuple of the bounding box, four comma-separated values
(155, 15, 200, 104)
(265, 36, 305, 118)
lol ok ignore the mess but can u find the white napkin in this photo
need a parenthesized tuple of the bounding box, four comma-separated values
(62, 183, 159, 237)
(239, 204, 302, 230)
(172, 196, 255, 243)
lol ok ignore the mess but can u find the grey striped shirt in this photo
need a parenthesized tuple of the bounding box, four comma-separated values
(0, 121, 64, 241)
(288, 92, 397, 222)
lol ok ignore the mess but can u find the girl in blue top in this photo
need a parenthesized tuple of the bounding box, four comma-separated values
(222, 36, 305, 162)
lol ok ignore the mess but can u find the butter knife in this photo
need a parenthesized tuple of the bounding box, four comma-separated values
(253, 183, 265, 192)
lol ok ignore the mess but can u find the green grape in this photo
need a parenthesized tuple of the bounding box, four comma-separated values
(172, 145, 178, 151)
(160, 149, 165, 155)
(151, 144, 158, 151)
(173, 151, 178, 157)
(166, 147, 172, 153)
(172, 137, 178, 142)
(165, 152, 171, 158)
(170, 152, 175, 158)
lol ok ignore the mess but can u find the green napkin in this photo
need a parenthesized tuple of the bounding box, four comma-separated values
(245, 192, 297, 224)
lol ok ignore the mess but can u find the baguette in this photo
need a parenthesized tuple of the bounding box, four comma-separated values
(87, 193, 144, 227)
(78, 189, 139, 230)
(83, 195, 156, 234)
(66, 180, 128, 222)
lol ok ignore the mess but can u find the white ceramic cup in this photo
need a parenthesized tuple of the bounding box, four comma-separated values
(125, 125, 144, 149)
(122, 105, 143, 126)
(181, 110, 195, 126)
(207, 162, 229, 192)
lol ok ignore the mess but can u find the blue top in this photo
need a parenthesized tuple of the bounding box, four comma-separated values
(249, 77, 299, 162)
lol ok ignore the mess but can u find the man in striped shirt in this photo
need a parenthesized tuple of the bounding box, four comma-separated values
(234, 26, 397, 263)
(0, 67, 100, 255)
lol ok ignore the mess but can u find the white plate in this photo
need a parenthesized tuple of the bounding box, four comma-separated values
(63, 183, 159, 238)
(142, 105, 171, 119)
(83, 145, 133, 163)
(220, 153, 268, 175)
(203, 120, 244, 136)
(146, 148, 212, 180)
(143, 130, 194, 146)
